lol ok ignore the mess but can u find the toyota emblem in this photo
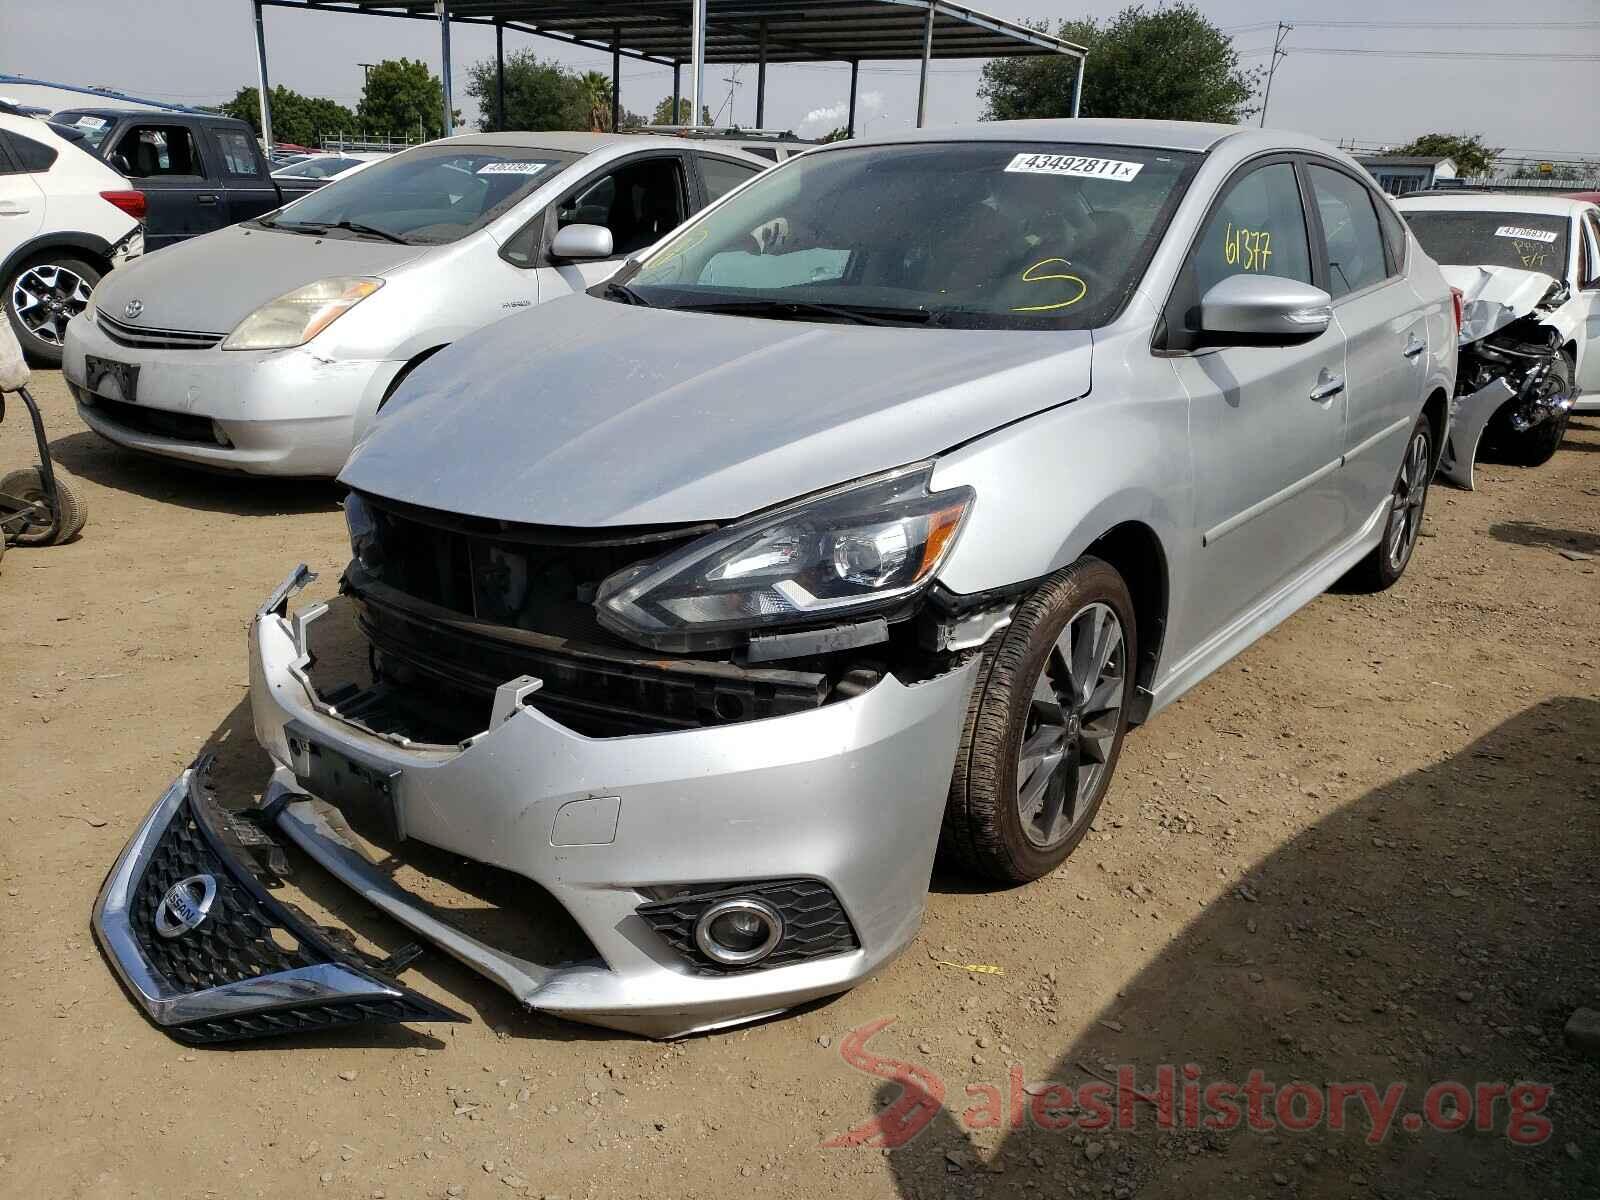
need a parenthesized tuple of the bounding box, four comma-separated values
(154, 873, 217, 938)
(124, 299, 144, 320)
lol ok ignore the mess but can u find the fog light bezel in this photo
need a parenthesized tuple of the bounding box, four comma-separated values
(693, 897, 784, 966)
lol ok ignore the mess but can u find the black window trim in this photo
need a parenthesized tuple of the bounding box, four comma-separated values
(501, 148, 690, 270)
(1154, 149, 1322, 355)
(1298, 155, 1404, 306)
(690, 150, 763, 207)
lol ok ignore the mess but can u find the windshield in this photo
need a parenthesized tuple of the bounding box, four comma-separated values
(51, 111, 113, 151)
(277, 156, 364, 179)
(621, 141, 1200, 328)
(267, 143, 580, 244)
(1404, 210, 1570, 278)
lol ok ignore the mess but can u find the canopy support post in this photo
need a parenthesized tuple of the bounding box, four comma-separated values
(611, 28, 622, 130)
(846, 60, 859, 137)
(689, 0, 706, 128)
(916, 3, 934, 128)
(756, 19, 768, 127)
(494, 21, 506, 129)
(250, 0, 274, 153)
(435, 0, 454, 136)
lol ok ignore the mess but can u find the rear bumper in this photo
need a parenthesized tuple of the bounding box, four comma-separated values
(61, 313, 402, 477)
(91, 762, 463, 1043)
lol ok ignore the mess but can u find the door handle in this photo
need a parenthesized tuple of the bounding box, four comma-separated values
(1309, 370, 1345, 401)
(197, 194, 218, 205)
(1402, 334, 1426, 358)
(0, 201, 30, 216)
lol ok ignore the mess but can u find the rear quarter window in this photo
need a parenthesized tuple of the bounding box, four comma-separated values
(6, 131, 59, 173)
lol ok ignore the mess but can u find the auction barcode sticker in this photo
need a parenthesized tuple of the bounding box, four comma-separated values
(1494, 225, 1558, 243)
(478, 161, 548, 176)
(1004, 152, 1143, 182)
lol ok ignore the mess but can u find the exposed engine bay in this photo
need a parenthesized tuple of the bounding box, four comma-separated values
(1438, 264, 1577, 489)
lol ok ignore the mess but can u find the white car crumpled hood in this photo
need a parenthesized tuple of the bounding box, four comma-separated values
(341, 294, 1093, 527)
(1441, 264, 1560, 345)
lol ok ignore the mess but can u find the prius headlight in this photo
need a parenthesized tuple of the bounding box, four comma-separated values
(221, 276, 383, 351)
(595, 464, 973, 652)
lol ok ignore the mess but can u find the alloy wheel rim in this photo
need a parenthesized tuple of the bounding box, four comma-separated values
(1015, 601, 1126, 850)
(10, 264, 91, 346)
(1387, 429, 1430, 571)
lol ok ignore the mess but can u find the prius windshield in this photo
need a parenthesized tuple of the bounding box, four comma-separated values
(621, 141, 1200, 328)
(264, 143, 579, 244)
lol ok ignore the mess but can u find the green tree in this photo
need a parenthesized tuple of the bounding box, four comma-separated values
(819, 126, 850, 143)
(577, 71, 614, 132)
(357, 57, 449, 140)
(219, 85, 357, 147)
(465, 50, 588, 131)
(979, 5, 1259, 124)
(650, 96, 714, 126)
(1392, 133, 1500, 177)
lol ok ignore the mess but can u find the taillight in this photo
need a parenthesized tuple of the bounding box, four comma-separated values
(100, 189, 146, 221)
(1449, 287, 1463, 334)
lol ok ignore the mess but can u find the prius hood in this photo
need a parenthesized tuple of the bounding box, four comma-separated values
(92, 224, 427, 335)
(1441, 264, 1560, 345)
(341, 295, 1093, 526)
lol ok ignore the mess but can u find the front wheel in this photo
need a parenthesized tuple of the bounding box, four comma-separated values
(941, 557, 1137, 884)
(5, 255, 101, 366)
(1342, 413, 1432, 592)
(1481, 353, 1573, 468)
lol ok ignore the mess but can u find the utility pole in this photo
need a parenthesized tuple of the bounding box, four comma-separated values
(1258, 22, 1291, 128)
(718, 67, 742, 128)
(358, 62, 375, 82)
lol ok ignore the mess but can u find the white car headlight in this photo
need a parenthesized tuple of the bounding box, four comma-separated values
(595, 463, 973, 652)
(221, 277, 382, 351)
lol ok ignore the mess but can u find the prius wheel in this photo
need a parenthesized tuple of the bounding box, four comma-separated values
(941, 557, 1136, 884)
(1343, 413, 1432, 592)
(5, 255, 100, 366)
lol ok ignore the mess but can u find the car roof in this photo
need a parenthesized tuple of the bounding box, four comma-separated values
(1396, 192, 1596, 217)
(432, 130, 682, 153)
(52, 106, 243, 126)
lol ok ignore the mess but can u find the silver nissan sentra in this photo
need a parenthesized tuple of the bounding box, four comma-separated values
(95, 120, 1455, 1043)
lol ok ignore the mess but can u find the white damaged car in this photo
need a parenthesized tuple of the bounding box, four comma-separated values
(1398, 193, 1600, 485)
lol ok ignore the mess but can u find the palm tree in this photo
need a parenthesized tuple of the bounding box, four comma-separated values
(578, 71, 613, 132)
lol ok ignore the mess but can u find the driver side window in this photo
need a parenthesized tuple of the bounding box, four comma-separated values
(552, 156, 687, 259)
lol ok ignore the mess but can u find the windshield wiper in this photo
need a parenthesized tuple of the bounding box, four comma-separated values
(674, 298, 933, 327)
(603, 281, 651, 307)
(267, 218, 410, 245)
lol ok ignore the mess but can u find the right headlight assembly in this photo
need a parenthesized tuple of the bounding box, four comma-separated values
(595, 463, 973, 653)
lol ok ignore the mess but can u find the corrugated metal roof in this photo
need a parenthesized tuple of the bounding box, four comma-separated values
(259, 0, 1084, 65)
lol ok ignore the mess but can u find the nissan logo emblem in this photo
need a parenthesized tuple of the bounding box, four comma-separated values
(154, 873, 217, 938)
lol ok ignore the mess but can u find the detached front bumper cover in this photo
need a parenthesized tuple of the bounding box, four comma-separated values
(91, 757, 464, 1045)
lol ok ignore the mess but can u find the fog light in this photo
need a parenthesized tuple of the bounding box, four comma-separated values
(693, 898, 783, 966)
(211, 421, 232, 448)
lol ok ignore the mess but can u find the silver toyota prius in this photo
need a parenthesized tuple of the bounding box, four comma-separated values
(60, 131, 765, 476)
(94, 120, 1455, 1043)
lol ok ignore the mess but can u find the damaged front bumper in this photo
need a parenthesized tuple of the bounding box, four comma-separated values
(97, 565, 979, 1042)
(91, 759, 464, 1044)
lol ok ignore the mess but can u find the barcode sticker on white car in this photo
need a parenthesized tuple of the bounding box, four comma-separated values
(1003, 153, 1144, 182)
(477, 162, 548, 176)
(1494, 225, 1558, 243)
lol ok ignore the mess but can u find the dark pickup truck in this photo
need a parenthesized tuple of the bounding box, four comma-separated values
(47, 109, 319, 251)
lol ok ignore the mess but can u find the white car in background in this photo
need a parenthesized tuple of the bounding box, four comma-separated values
(0, 109, 144, 364)
(271, 152, 387, 183)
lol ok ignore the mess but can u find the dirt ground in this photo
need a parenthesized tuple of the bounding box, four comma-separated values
(1, 367, 1597, 1200)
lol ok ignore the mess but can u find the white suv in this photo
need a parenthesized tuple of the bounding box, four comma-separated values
(0, 110, 144, 364)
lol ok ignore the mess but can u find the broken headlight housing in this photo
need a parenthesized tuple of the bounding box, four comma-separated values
(221, 277, 383, 351)
(595, 463, 973, 652)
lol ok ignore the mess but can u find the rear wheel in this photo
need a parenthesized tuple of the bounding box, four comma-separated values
(941, 557, 1136, 884)
(4, 255, 101, 366)
(1342, 413, 1432, 592)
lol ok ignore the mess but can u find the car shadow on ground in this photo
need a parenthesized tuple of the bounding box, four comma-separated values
(855, 698, 1600, 1199)
(1488, 521, 1600, 557)
(48, 430, 344, 517)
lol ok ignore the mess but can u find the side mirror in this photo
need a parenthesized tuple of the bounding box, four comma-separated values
(550, 223, 614, 261)
(1200, 274, 1333, 342)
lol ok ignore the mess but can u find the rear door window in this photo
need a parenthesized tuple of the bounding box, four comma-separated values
(698, 154, 762, 202)
(213, 129, 262, 176)
(111, 125, 206, 179)
(1306, 164, 1389, 297)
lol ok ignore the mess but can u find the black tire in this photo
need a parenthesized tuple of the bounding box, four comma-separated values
(1342, 412, 1433, 593)
(941, 557, 1137, 884)
(4, 254, 101, 366)
(1481, 354, 1573, 468)
(0, 465, 87, 545)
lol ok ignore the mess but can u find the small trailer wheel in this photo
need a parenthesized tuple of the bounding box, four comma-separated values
(0, 465, 87, 545)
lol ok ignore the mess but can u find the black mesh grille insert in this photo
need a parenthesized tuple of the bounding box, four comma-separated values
(638, 879, 859, 975)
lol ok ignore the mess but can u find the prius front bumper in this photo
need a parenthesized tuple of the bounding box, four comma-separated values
(97, 566, 979, 1042)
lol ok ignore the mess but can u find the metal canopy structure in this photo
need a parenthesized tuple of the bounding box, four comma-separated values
(248, 0, 1085, 149)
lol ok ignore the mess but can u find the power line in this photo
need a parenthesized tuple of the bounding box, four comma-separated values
(1289, 18, 1600, 30)
(1290, 46, 1600, 61)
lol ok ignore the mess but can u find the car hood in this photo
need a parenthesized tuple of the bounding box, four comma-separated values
(1441, 264, 1558, 344)
(92, 224, 427, 335)
(342, 295, 1093, 526)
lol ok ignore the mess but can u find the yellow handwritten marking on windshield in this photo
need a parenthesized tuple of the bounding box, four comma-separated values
(1223, 222, 1274, 272)
(638, 225, 710, 281)
(1011, 257, 1087, 312)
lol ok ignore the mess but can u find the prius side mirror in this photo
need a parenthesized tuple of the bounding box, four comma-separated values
(550, 223, 614, 261)
(1199, 274, 1333, 343)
